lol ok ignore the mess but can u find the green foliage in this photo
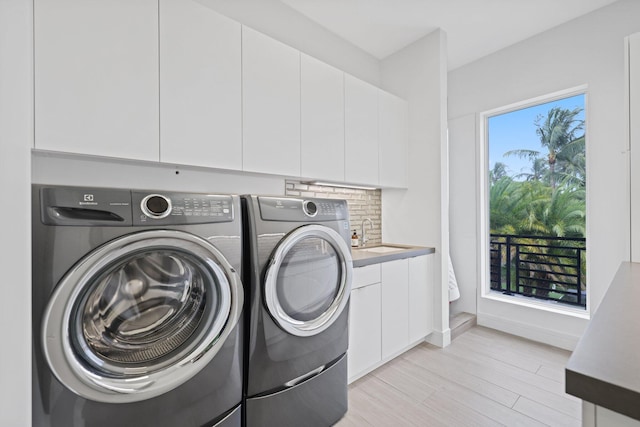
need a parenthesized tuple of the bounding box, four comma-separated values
(502, 106, 585, 190)
(489, 177, 585, 238)
(490, 106, 585, 238)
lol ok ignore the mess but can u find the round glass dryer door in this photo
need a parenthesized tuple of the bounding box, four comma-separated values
(41, 230, 243, 403)
(264, 225, 353, 337)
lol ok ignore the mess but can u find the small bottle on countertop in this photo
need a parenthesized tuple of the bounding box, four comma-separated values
(351, 230, 359, 247)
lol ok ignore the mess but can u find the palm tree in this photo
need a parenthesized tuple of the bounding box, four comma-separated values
(489, 177, 520, 234)
(514, 157, 549, 182)
(490, 162, 509, 184)
(503, 107, 584, 189)
(526, 187, 586, 237)
(535, 107, 584, 189)
(516, 187, 586, 299)
(555, 135, 586, 189)
(503, 149, 548, 182)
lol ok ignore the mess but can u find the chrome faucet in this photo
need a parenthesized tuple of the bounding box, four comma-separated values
(361, 218, 374, 247)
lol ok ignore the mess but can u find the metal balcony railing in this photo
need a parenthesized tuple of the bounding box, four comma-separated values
(490, 234, 587, 308)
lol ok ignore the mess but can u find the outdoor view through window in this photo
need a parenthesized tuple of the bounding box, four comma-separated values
(488, 94, 586, 309)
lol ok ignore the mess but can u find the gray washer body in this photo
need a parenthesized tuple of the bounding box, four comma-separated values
(32, 185, 244, 427)
(241, 195, 352, 427)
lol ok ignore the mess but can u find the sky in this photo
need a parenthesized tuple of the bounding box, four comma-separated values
(488, 94, 585, 179)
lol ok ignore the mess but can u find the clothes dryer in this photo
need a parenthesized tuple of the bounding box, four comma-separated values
(241, 195, 352, 427)
(32, 185, 244, 427)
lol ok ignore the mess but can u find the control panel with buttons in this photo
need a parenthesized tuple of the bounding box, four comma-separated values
(258, 197, 348, 222)
(132, 192, 234, 225)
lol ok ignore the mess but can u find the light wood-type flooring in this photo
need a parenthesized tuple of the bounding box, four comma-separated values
(336, 326, 580, 427)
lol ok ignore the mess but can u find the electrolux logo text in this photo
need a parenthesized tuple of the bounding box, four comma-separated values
(80, 193, 98, 206)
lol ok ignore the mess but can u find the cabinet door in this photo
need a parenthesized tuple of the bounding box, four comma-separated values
(34, 0, 159, 161)
(381, 259, 409, 359)
(345, 75, 379, 185)
(352, 264, 381, 290)
(379, 90, 409, 188)
(348, 283, 381, 381)
(301, 54, 345, 182)
(242, 27, 300, 176)
(159, 0, 241, 170)
(596, 406, 640, 427)
(409, 255, 434, 342)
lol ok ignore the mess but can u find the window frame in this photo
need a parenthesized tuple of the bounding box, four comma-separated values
(477, 85, 591, 318)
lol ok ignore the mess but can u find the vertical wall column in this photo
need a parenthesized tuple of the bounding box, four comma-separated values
(380, 29, 451, 347)
(0, 0, 33, 425)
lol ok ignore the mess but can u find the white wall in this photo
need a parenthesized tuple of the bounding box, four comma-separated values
(0, 0, 32, 425)
(448, 0, 640, 349)
(197, 0, 380, 86)
(380, 29, 450, 347)
(448, 114, 477, 316)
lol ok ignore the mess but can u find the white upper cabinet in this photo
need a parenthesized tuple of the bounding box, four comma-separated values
(33, 3, 408, 186)
(242, 27, 301, 177)
(34, 0, 159, 161)
(300, 54, 345, 182)
(379, 90, 409, 188)
(344, 75, 379, 186)
(159, 0, 241, 170)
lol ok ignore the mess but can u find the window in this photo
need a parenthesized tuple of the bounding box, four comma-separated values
(483, 90, 587, 310)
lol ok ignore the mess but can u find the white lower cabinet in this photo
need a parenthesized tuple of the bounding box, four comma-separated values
(348, 282, 381, 381)
(381, 259, 409, 359)
(348, 255, 433, 383)
(597, 406, 640, 427)
(582, 403, 640, 427)
(409, 255, 434, 342)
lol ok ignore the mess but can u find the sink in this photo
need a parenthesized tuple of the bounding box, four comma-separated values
(356, 246, 402, 254)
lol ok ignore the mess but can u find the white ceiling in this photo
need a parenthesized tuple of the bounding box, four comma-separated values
(278, 0, 620, 70)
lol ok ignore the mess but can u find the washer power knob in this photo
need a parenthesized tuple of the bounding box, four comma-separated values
(303, 200, 318, 217)
(141, 194, 172, 219)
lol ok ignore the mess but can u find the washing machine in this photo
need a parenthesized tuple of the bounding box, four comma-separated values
(241, 195, 353, 427)
(32, 185, 244, 427)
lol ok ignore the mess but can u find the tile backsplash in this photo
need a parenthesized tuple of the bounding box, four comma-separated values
(285, 180, 382, 246)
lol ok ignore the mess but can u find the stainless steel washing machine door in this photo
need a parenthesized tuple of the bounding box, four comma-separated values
(264, 225, 352, 337)
(41, 230, 243, 403)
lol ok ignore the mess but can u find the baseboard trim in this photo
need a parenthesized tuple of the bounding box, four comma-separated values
(477, 312, 581, 351)
(425, 328, 451, 348)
